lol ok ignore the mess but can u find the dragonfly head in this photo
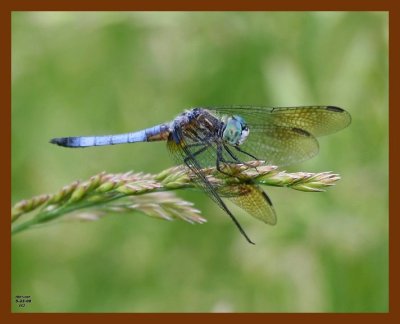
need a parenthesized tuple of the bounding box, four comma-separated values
(222, 115, 249, 146)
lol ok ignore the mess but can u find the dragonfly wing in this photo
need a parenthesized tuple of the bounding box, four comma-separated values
(219, 183, 277, 225)
(211, 106, 351, 137)
(166, 128, 256, 244)
(239, 124, 319, 166)
(208, 106, 351, 166)
(167, 137, 218, 201)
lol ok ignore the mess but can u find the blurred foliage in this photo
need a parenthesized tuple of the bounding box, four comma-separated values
(11, 12, 388, 312)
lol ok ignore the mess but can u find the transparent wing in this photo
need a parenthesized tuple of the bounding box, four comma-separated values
(166, 126, 257, 244)
(240, 124, 319, 166)
(208, 105, 351, 166)
(166, 136, 218, 203)
(211, 105, 351, 137)
(219, 184, 277, 225)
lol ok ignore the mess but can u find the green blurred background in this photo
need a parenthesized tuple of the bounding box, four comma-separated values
(11, 12, 388, 312)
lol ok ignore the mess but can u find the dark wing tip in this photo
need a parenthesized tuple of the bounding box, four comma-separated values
(326, 106, 345, 112)
(261, 190, 273, 207)
(291, 127, 311, 137)
(261, 191, 277, 226)
(327, 106, 352, 127)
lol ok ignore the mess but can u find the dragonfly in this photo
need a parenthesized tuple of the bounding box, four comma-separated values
(50, 106, 351, 244)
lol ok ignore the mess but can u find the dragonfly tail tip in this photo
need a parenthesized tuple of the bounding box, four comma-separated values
(49, 137, 68, 147)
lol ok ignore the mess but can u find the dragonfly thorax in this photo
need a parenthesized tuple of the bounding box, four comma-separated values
(222, 115, 249, 146)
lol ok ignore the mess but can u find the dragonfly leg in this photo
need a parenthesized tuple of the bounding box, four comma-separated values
(231, 145, 261, 172)
(233, 145, 260, 161)
(223, 144, 246, 163)
(221, 144, 261, 173)
(216, 144, 241, 176)
(183, 144, 209, 165)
